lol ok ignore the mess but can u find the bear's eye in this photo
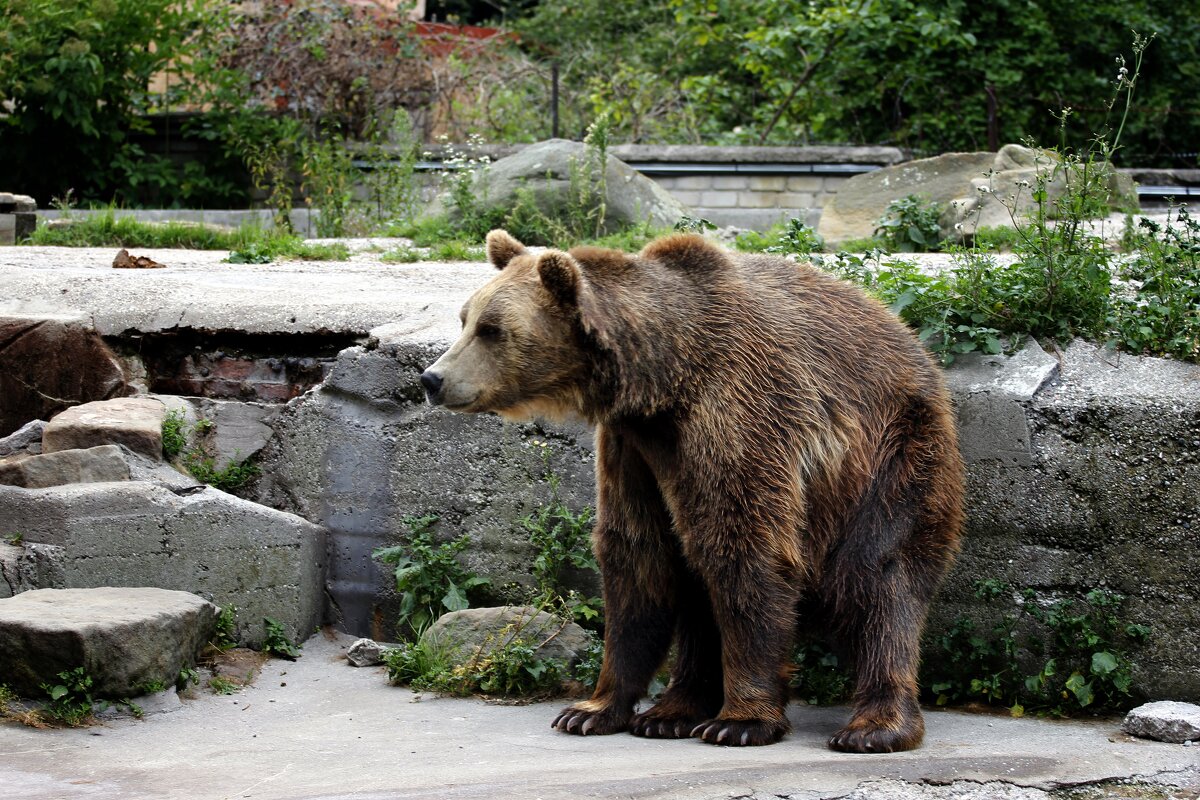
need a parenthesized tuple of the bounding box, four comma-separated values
(474, 322, 503, 341)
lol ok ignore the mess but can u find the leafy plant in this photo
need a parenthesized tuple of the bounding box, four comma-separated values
(137, 679, 167, 695)
(183, 452, 260, 493)
(263, 618, 301, 660)
(213, 605, 238, 650)
(790, 639, 852, 706)
(176, 668, 200, 691)
(4, 532, 24, 546)
(674, 216, 718, 234)
(208, 676, 239, 695)
(1110, 205, 1200, 360)
(41, 667, 98, 726)
(522, 439, 602, 627)
(874, 195, 943, 253)
(161, 409, 189, 459)
(922, 579, 1148, 716)
(373, 515, 491, 639)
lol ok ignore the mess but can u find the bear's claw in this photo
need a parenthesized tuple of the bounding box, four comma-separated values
(629, 710, 705, 739)
(827, 723, 921, 753)
(689, 717, 788, 746)
(551, 704, 629, 736)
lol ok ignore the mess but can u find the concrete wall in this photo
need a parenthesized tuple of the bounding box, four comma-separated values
(247, 319, 1200, 700)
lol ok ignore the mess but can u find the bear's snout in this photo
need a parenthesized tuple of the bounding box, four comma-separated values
(419, 369, 444, 404)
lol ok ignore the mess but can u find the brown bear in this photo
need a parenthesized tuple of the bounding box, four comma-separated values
(420, 229, 963, 751)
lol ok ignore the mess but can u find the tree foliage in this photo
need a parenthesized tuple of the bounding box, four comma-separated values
(509, 0, 1200, 165)
(0, 0, 215, 204)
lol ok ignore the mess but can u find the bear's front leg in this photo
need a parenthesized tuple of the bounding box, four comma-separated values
(553, 431, 678, 737)
(683, 516, 801, 746)
(629, 567, 724, 739)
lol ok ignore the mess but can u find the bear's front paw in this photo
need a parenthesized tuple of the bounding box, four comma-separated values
(827, 721, 922, 753)
(630, 708, 708, 739)
(551, 702, 631, 736)
(690, 717, 789, 746)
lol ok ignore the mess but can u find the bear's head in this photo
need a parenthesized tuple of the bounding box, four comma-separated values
(420, 229, 614, 422)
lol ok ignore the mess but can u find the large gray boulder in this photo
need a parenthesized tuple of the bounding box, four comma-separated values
(817, 144, 1138, 247)
(0, 587, 217, 698)
(0, 481, 326, 648)
(445, 139, 690, 236)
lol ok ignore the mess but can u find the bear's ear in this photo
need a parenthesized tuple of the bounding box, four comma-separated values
(535, 250, 582, 307)
(486, 229, 527, 271)
(536, 250, 615, 348)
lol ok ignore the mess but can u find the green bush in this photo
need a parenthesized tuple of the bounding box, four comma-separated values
(923, 580, 1149, 716)
(0, 0, 219, 205)
(373, 515, 491, 639)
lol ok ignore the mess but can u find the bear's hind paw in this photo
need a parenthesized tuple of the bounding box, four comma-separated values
(690, 717, 789, 746)
(551, 703, 630, 736)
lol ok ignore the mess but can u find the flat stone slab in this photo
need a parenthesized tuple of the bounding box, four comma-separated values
(0, 480, 326, 648)
(0, 632, 1196, 800)
(1123, 701, 1200, 743)
(0, 444, 129, 488)
(43, 398, 167, 460)
(0, 587, 217, 698)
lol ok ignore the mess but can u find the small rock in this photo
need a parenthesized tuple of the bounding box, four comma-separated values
(0, 420, 47, 457)
(112, 249, 166, 269)
(346, 638, 386, 667)
(1122, 701, 1200, 743)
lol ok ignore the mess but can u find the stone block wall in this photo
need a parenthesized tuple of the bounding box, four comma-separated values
(652, 173, 852, 230)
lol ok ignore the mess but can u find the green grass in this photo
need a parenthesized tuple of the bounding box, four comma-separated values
(25, 209, 349, 262)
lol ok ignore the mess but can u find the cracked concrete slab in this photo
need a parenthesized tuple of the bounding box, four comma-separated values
(1, 633, 1195, 800)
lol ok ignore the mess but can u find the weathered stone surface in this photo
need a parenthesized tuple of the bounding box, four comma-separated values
(421, 606, 591, 668)
(817, 144, 1139, 246)
(0, 587, 217, 698)
(844, 781, 1050, 800)
(0, 192, 36, 212)
(250, 326, 597, 643)
(346, 637, 386, 667)
(929, 340, 1200, 700)
(441, 138, 690, 234)
(817, 151, 994, 246)
(0, 419, 47, 457)
(948, 144, 1138, 239)
(1123, 701, 1200, 743)
(0, 542, 66, 598)
(43, 397, 167, 460)
(0, 444, 129, 488)
(0, 313, 130, 437)
(0, 481, 327, 648)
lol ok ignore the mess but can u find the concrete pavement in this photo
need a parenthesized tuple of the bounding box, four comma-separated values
(2, 633, 1196, 800)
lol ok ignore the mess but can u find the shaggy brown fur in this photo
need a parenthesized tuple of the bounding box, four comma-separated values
(421, 229, 964, 751)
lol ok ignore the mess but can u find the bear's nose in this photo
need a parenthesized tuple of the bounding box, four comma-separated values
(419, 370, 444, 403)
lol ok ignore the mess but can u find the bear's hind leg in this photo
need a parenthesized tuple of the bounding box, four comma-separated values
(825, 490, 949, 752)
(630, 569, 724, 739)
